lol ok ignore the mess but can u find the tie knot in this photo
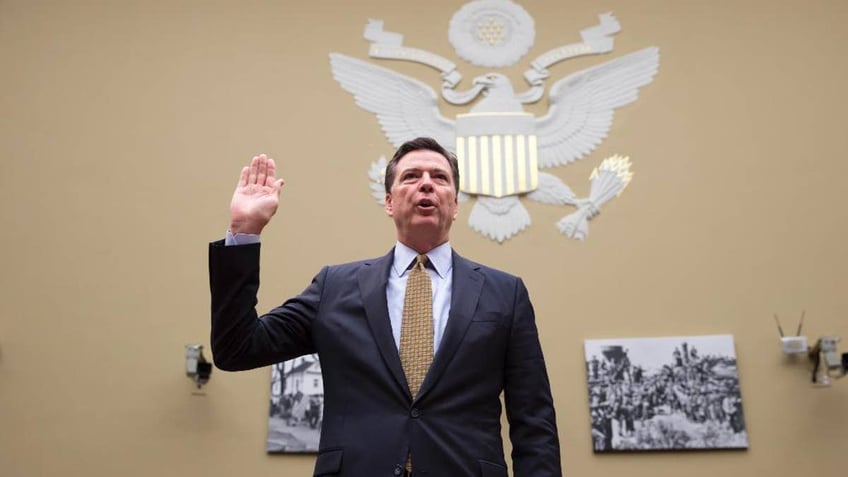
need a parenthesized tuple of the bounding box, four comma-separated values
(416, 254, 429, 268)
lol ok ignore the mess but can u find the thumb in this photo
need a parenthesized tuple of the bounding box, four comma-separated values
(274, 178, 286, 193)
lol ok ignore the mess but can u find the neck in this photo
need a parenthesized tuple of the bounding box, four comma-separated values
(398, 236, 448, 255)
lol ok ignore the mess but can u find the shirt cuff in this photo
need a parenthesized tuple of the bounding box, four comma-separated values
(225, 230, 261, 246)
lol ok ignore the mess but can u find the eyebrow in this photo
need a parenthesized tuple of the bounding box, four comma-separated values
(401, 166, 449, 175)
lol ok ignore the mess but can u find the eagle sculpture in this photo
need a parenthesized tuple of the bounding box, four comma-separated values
(330, 16, 658, 242)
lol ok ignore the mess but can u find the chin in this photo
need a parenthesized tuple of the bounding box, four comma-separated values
(409, 218, 443, 231)
(403, 220, 447, 235)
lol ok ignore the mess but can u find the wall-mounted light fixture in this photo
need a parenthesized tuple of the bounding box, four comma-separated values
(185, 344, 212, 389)
(775, 312, 847, 386)
(808, 336, 847, 386)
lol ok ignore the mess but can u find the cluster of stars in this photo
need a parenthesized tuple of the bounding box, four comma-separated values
(476, 16, 507, 46)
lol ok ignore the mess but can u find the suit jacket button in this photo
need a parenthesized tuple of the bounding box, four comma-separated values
(394, 464, 403, 475)
(410, 408, 421, 418)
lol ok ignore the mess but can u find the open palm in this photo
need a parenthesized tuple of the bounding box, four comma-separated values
(229, 154, 285, 234)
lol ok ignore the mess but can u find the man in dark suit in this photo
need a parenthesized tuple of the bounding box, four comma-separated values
(210, 137, 561, 476)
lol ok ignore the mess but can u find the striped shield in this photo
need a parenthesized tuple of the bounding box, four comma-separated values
(455, 112, 538, 198)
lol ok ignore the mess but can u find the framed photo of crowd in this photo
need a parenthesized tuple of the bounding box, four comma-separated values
(584, 334, 748, 452)
(266, 354, 324, 453)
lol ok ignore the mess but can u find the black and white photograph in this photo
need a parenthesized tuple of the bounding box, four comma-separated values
(266, 354, 324, 453)
(584, 334, 748, 452)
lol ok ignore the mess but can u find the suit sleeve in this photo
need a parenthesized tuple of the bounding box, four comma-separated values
(503, 278, 562, 476)
(208, 240, 324, 371)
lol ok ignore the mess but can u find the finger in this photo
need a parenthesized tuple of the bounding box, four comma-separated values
(256, 154, 268, 186)
(273, 178, 285, 193)
(266, 158, 280, 187)
(238, 166, 249, 188)
(248, 155, 259, 185)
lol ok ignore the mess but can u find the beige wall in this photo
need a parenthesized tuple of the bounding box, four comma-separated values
(1, 0, 847, 475)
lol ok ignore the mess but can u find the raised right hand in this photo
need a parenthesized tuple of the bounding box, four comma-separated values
(229, 154, 285, 235)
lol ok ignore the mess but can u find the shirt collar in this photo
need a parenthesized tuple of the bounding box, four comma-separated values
(392, 241, 452, 279)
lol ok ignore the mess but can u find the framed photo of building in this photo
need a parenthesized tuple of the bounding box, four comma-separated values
(584, 334, 748, 452)
(267, 354, 323, 453)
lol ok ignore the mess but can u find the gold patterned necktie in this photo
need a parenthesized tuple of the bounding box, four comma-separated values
(399, 254, 434, 399)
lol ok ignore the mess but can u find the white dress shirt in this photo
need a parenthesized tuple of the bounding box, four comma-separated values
(387, 241, 453, 354)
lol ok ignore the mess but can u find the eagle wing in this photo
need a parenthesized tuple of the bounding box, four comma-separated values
(535, 47, 659, 168)
(329, 53, 455, 149)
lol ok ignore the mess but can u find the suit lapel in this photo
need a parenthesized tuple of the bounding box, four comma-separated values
(417, 251, 483, 401)
(358, 249, 410, 396)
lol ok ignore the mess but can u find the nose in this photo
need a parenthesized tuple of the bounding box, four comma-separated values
(418, 173, 435, 191)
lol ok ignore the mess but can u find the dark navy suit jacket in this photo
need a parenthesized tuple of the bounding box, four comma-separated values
(209, 241, 561, 476)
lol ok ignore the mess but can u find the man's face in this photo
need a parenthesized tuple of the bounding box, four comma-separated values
(385, 149, 459, 248)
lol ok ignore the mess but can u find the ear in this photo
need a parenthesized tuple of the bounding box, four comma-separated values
(384, 193, 393, 217)
(451, 197, 459, 220)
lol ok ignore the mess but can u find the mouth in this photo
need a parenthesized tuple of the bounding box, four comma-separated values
(416, 198, 436, 210)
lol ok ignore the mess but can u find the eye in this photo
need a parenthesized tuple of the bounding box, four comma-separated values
(402, 172, 416, 180)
